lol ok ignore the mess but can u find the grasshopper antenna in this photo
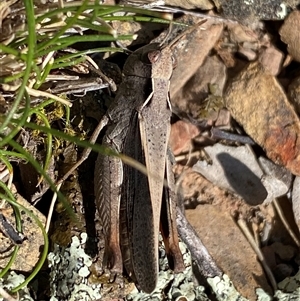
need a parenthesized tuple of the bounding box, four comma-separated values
(161, 19, 208, 50)
(159, 21, 174, 47)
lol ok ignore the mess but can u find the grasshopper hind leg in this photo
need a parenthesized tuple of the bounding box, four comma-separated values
(161, 151, 185, 273)
(95, 152, 123, 273)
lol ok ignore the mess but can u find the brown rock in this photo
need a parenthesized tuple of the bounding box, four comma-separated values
(288, 76, 300, 114)
(280, 10, 300, 62)
(172, 55, 226, 121)
(261, 246, 277, 270)
(225, 62, 300, 176)
(259, 45, 284, 75)
(170, 20, 223, 99)
(170, 120, 200, 155)
(186, 204, 272, 299)
(270, 242, 297, 261)
(273, 264, 293, 282)
(227, 23, 259, 44)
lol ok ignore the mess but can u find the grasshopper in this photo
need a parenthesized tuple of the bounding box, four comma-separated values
(94, 41, 185, 293)
(117, 45, 185, 292)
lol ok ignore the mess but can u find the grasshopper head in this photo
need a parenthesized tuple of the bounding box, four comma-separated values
(148, 46, 174, 80)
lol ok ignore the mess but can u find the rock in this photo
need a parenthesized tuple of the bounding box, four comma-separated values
(225, 61, 300, 176)
(273, 264, 294, 282)
(213, 0, 292, 24)
(185, 204, 272, 299)
(271, 242, 297, 261)
(165, 0, 213, 9)
(170, 19, 223, 100)
(193, 144, 268, 205)
(170, 121, 200, 155)
(288, 76, 300, 115)
(261, 246, 277, 270)
(0, 186, 45, 272)
(171, 55, 226, 121)
(280, 10, 300, 62)
(292, 176, 300, 231)
(258, 45, 284, 75)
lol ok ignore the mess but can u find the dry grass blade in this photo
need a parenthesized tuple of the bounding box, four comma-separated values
(0, 286, 18, 301)
(236, 216, 277, 292)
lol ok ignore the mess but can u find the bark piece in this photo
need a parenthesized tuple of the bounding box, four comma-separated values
(225, 62, 300, 176)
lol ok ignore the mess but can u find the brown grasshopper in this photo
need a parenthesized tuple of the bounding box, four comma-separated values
(94, 41, 185, 293)
(117, 45, 185, 292)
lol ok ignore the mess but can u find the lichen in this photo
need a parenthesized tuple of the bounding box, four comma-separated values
(48, 233, 101, 301)
(207, 274, 248, 301)
(0, 271, 34, 301)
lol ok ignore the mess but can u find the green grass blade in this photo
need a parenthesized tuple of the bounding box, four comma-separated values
(0, 0, 36, 134)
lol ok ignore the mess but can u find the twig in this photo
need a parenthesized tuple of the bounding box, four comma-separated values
(236, 216, 277, 292)
(46, 182, 62, 233)
(273, 198, 300, 247)
(25, 86, 72, 107)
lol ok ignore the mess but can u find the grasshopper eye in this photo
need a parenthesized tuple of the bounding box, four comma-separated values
(148, 50, 161, 64)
